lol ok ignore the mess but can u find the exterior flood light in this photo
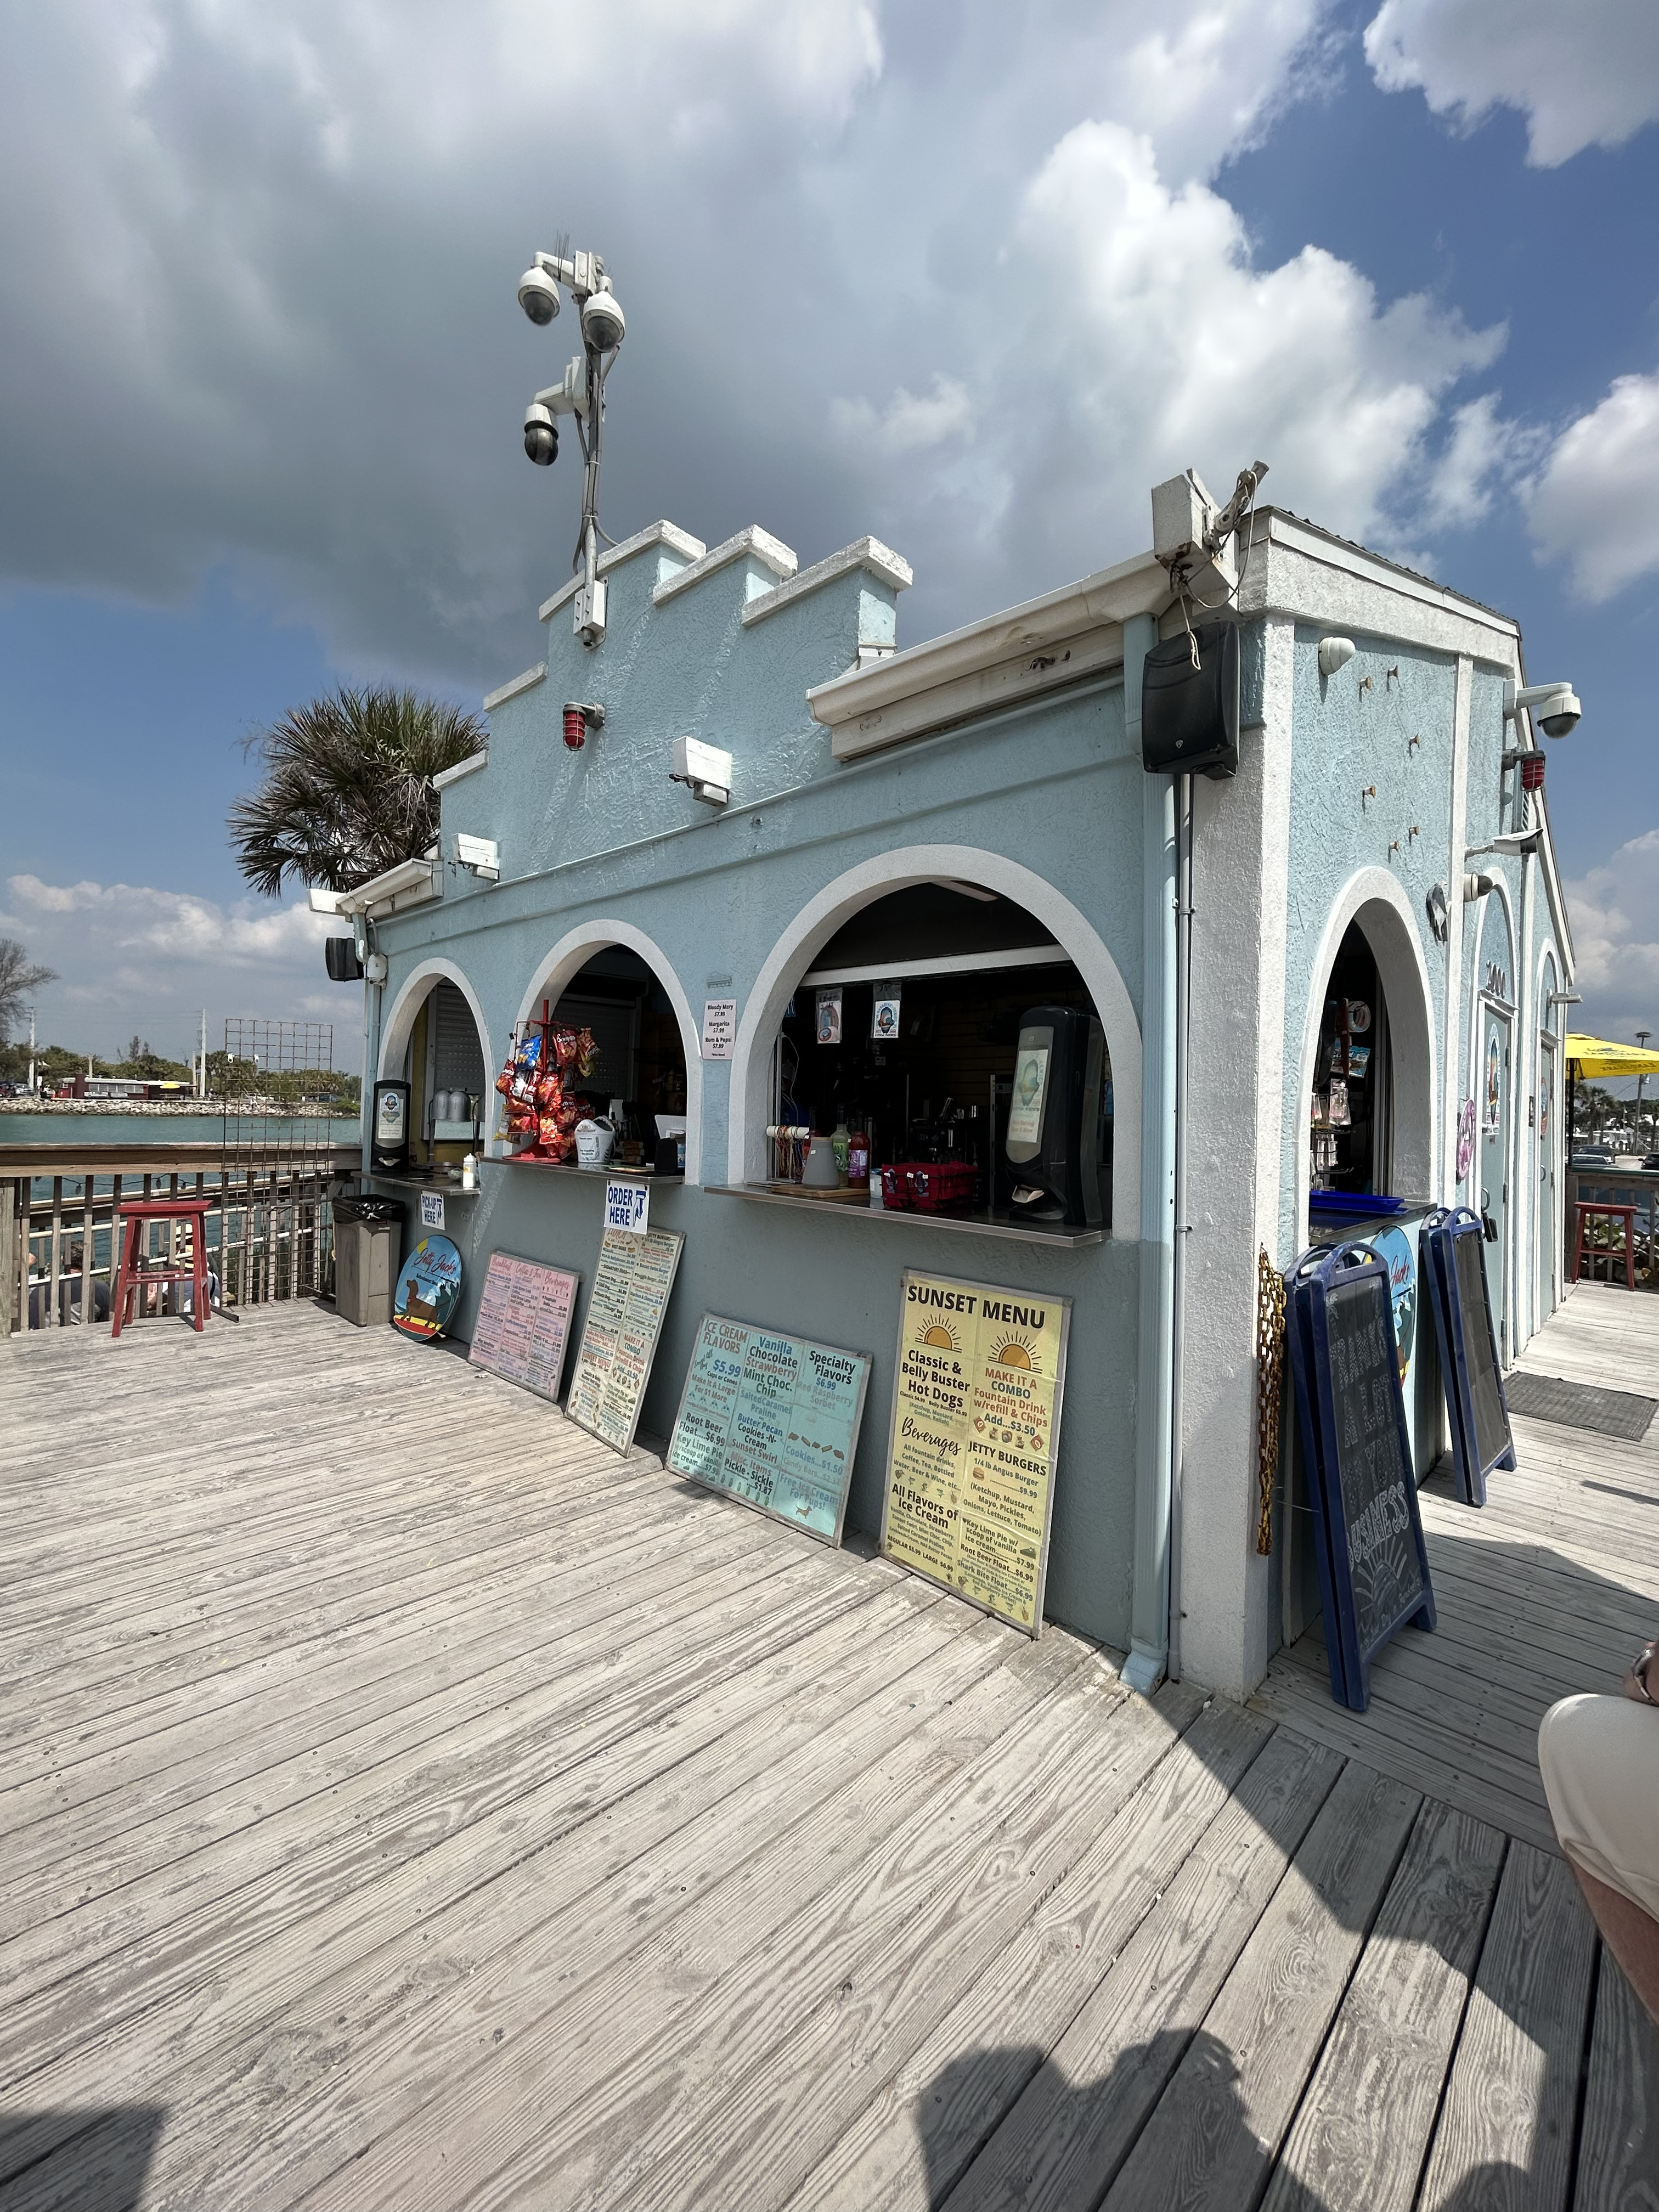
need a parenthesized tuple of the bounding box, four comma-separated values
(1504, 679, 1581, 738)
(670, 734, 732, 806)
(453, 833, 499, 882)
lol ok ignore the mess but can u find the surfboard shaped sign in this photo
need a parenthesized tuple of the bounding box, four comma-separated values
(1286, 1240, 1436, 1712)
(392, 1234, 463, 1341)
(1420, 1205, 1515, 1508)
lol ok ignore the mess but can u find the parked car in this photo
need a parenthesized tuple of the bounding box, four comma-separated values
(1572, 1146, 1616, 1166)
(1642, 1153, 1659, 1172)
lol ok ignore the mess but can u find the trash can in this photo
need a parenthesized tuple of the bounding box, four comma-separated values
(333, 1193, 404, 1327)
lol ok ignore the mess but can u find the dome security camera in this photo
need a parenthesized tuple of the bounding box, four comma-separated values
(523, 401, 558, 466)
(518, 265, 561, 325)
(580, 287, 625, 352)
(1504, 679, 1581, 740)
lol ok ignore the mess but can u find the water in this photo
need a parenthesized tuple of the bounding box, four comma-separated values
(1, 1111, 362, 1149)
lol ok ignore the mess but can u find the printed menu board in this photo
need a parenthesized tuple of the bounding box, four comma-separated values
(880, 1269, 1071, 1637)
(567, 1226, 685, 1454)
(467, 1251, 582, 1404)
(667, 1316, 870, 1545)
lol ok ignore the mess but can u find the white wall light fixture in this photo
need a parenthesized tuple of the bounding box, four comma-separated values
(670, 735, 731, 807)
(454, 833, 500, 882)
(1318, 636, 1357, 678)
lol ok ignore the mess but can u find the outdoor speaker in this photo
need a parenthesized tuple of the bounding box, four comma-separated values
(325, 936, 364, 982)
(1141, 620, 1239, 780)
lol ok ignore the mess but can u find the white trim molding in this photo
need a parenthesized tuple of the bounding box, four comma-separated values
(725, 844, 1142, 1234)
(1295, 867, 1440, 1250)
(653, 527, 797, 606)
(377, 958, 494, 1105)
(538, 521, 706, 623)
(511, 921, 704, 1183)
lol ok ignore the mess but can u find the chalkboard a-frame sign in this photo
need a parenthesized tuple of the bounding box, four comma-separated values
(1287, 1242, 1436, 1712)
(1421, 1206, 1516, 1508)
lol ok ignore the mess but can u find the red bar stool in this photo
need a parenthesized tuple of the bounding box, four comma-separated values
(111, 1198, 215, 1336)
(1571, 1201, 1638, 1290)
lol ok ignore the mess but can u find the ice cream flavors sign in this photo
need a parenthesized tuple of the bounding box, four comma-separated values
(880, 1269, 1072, 1636)
(668, 1316, 871, 1545)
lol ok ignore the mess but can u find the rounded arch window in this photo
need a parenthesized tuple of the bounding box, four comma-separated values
(767, 882, 1113, 1228)
(392, 977, 489, 1163)
(1309, 921, 1393, 1198)
(503, 945, 689, 1171)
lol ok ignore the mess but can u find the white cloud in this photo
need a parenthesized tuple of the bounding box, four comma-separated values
(1526, 368, 1659, 602)
(831, 375, 975, 457)
(1365, 0, 1659, 167)
(3, 873, 350, 1060)
(1564, 831, 1659, 1048)
(925, 120, 1504, 600)
(1419, 392, 1540, 532)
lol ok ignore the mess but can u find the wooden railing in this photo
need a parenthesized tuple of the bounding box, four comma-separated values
(1, 1142, 361, 1336)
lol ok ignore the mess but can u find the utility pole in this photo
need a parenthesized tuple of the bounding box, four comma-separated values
(1639, 1030, 1652, 1152)
(27, 1009, 35, 1095)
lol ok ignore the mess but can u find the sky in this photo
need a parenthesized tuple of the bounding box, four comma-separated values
(1, 0, 1656, 1077)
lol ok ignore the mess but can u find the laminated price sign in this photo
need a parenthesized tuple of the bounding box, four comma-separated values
(879, 1268, 1071, 1637)
(604, 1177, 650, 1235)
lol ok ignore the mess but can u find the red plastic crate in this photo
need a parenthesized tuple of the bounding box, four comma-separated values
(879, 1160, 980, 1213)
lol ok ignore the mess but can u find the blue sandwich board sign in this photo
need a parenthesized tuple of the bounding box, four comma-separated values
(1286, 1240, 1436, 1712)
(1421, 1206, 1515, 1507)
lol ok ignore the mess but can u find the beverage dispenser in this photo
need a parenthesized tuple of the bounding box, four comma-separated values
(1005, 1006, 1104, 1228)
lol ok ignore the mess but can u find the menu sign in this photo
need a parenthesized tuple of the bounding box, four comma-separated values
(468, 1251, 582, 1403)
(567, 1226, 685, 1454)
(879, 1268, 1071, 1636)
(667, 1316, 870, 1544)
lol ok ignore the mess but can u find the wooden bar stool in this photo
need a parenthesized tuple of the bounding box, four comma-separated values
(1571, 1200, 1638, 1290)
(111, 1198, 215, 1336)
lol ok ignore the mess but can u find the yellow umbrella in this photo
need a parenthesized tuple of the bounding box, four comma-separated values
(1564, 1034, 1659, 1079)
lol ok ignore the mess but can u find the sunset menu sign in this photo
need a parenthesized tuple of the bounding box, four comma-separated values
(879, 1269, 1071, 1636)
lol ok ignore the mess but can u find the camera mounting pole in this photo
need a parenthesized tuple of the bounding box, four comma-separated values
(516, 244, 627, 649)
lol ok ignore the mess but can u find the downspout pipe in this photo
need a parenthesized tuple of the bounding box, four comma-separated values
(1125, 611, 1178, 1695)
(1167, 771, 1193, 1682)
(358, 913, 381, 1182)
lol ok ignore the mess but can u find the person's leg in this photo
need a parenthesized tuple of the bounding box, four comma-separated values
(1565, 1858, 1659, 2023)
(1541, 1693, 1659, 2026)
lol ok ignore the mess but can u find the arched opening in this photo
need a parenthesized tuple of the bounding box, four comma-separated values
(1296, 871, 1436, 1246)
(1468, 885, 1516, 1352)
(752, 878, 1120, 1231)
(1536, 947, 1561, 1330)
(377, 961, 493, 1169)
(511, 921, 701, 1180)
(729, 847, 1141, 1232)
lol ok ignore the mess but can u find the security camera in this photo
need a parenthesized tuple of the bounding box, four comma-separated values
(523, 402, 558, 466)
(580, 287, 625, 352)
(1504, 679, 1581, 740)
(518, 264, 560, 325)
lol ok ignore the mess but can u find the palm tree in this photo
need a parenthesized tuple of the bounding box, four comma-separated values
(0, 938, 55, 1044)
(228, 687, 488, 896)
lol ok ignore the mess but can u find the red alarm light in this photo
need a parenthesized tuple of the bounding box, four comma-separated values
(1520, 753, 1545, 792)
(563, 705, 586, 750)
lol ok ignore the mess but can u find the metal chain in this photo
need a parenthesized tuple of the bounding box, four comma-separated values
(1255, 1247, 1288, 1556)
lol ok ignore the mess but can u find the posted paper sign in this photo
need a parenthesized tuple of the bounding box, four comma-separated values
(420, 1190, 446, 1231)
(605, 1177, 650, 1235)
(668, 1316, 870, 1545)
(468, 1252, 581, 1404)
(879, 1268, 1071, 1636)
(701, 998, 736, 1060)
(567, 1226, 685, 1454)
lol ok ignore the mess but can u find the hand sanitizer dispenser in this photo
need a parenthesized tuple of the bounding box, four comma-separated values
(1005, 1006, 1103, 1228)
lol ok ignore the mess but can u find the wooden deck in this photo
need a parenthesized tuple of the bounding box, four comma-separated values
(2, 1290, 1656, 2210)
